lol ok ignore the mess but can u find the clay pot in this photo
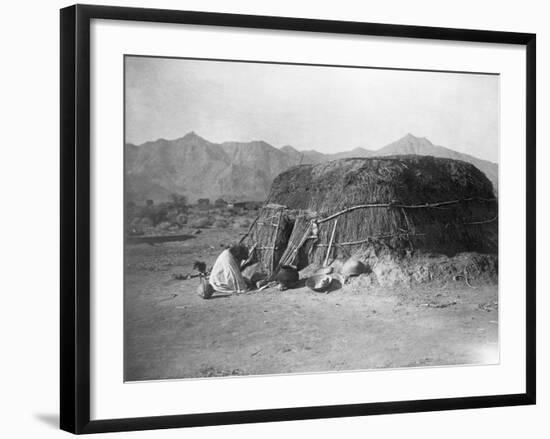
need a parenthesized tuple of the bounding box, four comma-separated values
(197, 277, 214, 299)
(275, 265, 299, 286)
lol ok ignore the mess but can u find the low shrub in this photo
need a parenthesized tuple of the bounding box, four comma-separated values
(232, 218, 251, 229)
(139, 217, 153, 227)
(213, 219, 229, 228)
(157, 221, 172, 231)
(189, 216, 213, 228)
(176, 213, 188, 225)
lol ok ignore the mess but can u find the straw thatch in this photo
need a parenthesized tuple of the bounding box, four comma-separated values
(246, 155, 497, 276)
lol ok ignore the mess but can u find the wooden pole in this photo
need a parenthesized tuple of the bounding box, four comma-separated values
(324, 219, 338, 267)
(317, 197, 496, 224)
(270, 210, 283, 275)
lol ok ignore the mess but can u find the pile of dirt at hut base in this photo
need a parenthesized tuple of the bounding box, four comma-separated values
(324, 251, 497, 288)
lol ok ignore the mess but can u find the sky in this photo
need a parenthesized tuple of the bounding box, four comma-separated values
(125, 56, 499, 163)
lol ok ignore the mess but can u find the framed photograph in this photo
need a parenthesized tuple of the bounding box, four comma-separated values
(60, 4, 536, 434)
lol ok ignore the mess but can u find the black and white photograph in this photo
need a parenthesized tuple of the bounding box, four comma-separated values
(1, 0, 544, 436)
(124, 56, 499, 382)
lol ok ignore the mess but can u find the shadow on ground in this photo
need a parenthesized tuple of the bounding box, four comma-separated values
(34, 413, 58, 429)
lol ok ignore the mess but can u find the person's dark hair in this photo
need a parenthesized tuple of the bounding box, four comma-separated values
(229, 244, 249, 262)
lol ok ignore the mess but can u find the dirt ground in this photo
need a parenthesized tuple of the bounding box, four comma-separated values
(124, 227, 498, 381)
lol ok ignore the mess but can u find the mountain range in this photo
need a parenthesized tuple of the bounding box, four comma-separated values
(125, 132, 498, 203)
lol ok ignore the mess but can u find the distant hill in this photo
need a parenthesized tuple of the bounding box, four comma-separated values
(125, 132, 498, 203)
(125, 132, 297, 203)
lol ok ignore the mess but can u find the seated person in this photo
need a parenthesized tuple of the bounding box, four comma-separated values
(209, 244, 251, 294)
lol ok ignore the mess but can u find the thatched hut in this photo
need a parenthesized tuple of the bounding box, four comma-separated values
(244, 156, 497, 278)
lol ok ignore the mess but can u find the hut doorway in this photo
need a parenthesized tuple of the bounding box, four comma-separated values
(275, 214, 315, 271)
(246, 204, 295, 276)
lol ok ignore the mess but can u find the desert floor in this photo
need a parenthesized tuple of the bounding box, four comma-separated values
(124, 227, 498, 381)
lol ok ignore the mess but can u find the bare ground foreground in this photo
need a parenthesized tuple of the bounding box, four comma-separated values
(124, 228, 498, 381)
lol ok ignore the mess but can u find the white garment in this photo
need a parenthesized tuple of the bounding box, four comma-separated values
(209, 249, 248, 293)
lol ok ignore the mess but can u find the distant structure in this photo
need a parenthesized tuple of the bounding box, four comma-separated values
(232, 201, 262, 211)
(197, 198, 210, 209)
(233, 201, 248, 210)
(246, 201, 262, 211)
(215, 198, 227, 207)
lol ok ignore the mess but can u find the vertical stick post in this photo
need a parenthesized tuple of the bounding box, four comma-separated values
(324, 219, 338, 267)
(271, 210, 283, 275)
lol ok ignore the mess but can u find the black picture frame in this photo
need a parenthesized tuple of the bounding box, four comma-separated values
(60, 4, 536, 434)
